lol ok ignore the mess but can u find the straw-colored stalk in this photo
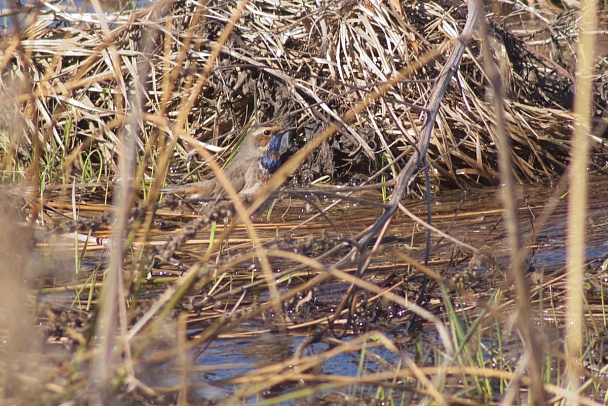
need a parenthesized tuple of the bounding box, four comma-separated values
(475, 1, 546, 403)
(565, 0, 597, 399)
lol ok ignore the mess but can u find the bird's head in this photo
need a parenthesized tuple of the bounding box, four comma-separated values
(249, 126, 295, 175)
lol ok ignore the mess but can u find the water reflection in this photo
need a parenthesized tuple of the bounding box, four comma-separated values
(1, 0, 151, 31)
(31, 178, 608, 403)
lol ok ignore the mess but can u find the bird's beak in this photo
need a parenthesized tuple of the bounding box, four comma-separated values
(261, 128, 297, 174)
(277, 127, 296, 157)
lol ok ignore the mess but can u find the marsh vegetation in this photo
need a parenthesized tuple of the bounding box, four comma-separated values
(1, 0, 607, 404)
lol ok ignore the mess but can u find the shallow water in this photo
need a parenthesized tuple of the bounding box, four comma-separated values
(33, 178, 608, 403)
(126, 180, 608, 402)
(1, 0, 152, 32)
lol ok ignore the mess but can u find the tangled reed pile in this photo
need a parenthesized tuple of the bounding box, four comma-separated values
(2, 0, 606, 192)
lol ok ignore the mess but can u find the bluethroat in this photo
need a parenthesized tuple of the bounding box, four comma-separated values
(163, 126, 294, 200)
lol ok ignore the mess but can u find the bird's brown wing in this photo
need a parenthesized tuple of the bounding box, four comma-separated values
(218, 157, 253, 195)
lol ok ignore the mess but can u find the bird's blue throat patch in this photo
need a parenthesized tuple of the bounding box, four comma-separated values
(260, 132, 285, 174)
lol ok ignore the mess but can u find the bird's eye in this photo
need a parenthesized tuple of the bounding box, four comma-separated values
(264, 130, 271, 136)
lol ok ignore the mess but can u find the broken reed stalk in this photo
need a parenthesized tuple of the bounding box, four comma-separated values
(354, 0, 480, 273)
(326, 0, 479, 372)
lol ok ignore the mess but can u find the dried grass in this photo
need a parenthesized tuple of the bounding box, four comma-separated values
(2, 0, 605, 190)
(2, 0, 608, 404)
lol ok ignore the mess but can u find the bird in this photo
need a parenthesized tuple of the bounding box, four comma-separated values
(162, 125, 294, 200)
